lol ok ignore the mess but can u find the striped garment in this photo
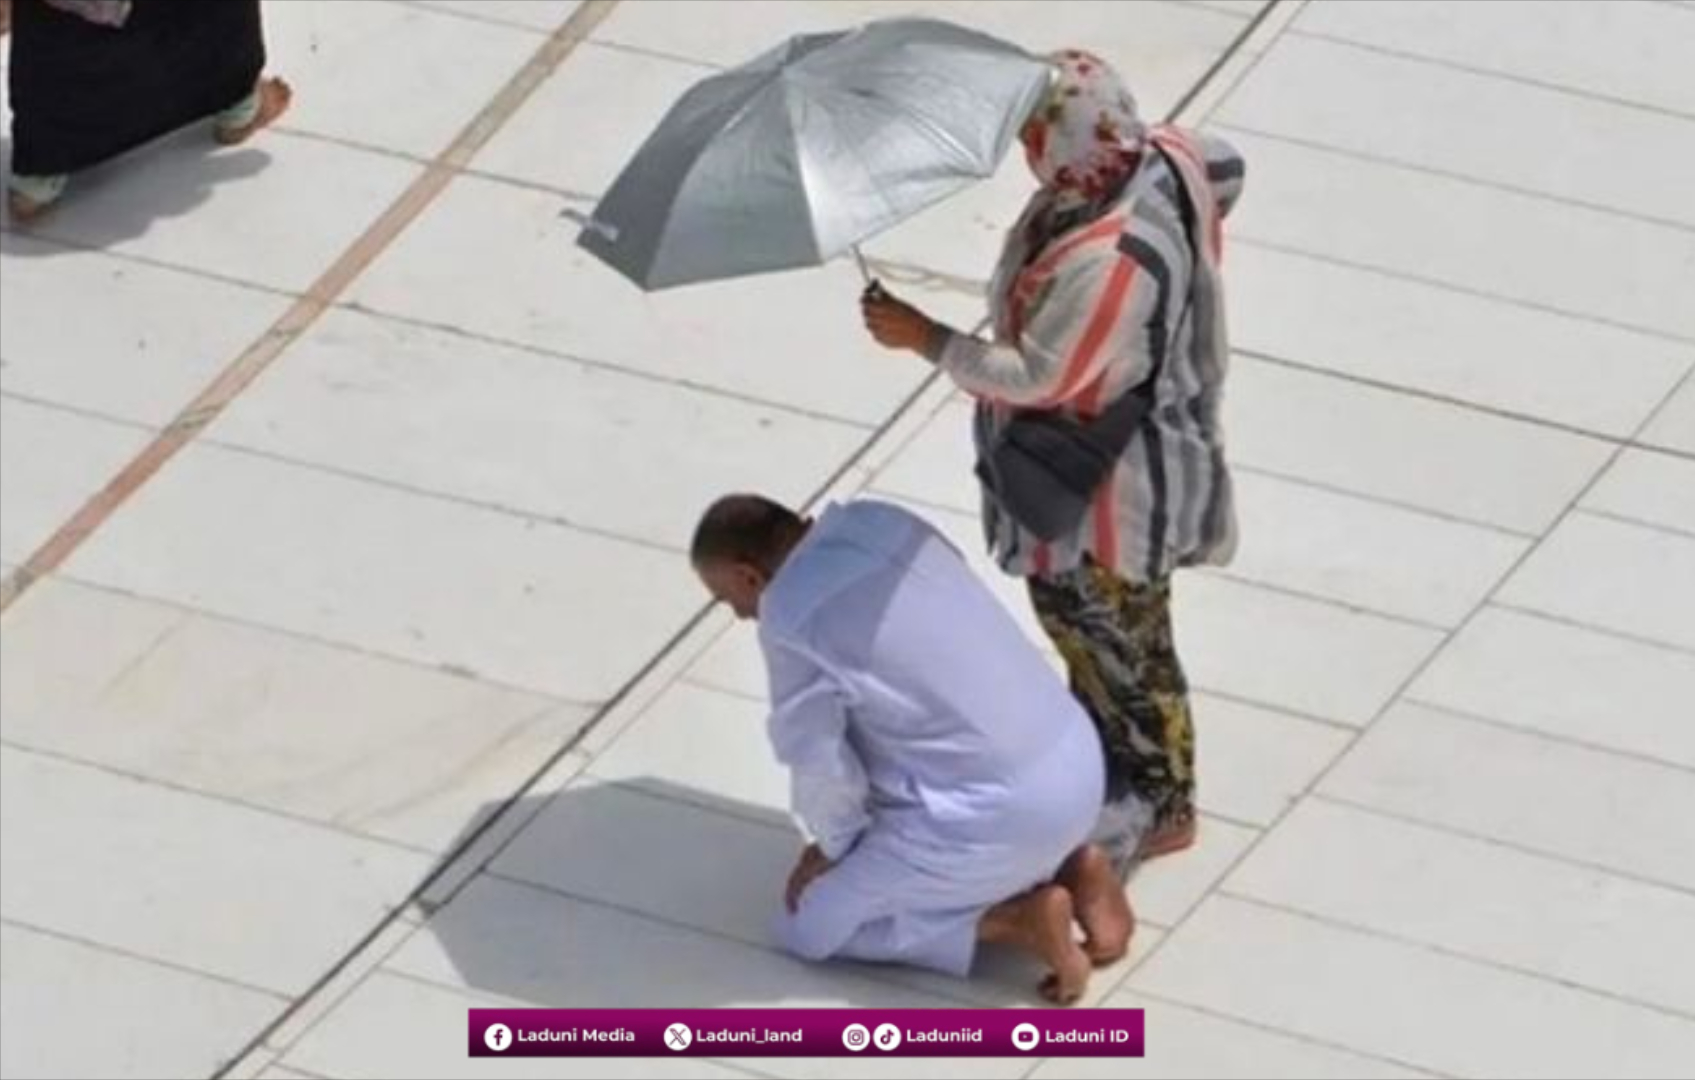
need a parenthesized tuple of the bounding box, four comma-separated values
(934, 124, 1245, 584)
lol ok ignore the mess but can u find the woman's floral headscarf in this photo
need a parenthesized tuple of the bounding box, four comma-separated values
(1021, 49, 1148, 209)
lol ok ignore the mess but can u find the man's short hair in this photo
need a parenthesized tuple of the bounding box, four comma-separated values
(690, 494, 806, 572)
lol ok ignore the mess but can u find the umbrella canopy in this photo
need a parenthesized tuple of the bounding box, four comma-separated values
(574, 18, 1052, 290)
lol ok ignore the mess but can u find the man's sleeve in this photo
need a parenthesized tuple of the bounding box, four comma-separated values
(761, 630, 871, 861)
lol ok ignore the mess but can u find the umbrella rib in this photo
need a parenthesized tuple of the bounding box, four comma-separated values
(648, 68, 796, 275)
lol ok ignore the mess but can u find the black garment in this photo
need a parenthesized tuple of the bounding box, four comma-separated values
(9, 0, 265, 175)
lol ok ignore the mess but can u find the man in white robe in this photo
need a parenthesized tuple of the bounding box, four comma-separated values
(690, 494, 1136, 1003)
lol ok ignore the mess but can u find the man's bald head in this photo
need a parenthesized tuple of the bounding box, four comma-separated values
(689, 494, 809, 620)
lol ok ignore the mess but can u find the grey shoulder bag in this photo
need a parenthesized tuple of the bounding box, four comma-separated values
(974, 146, 1200, 542)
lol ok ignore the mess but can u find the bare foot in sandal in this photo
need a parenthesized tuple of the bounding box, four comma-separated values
(215, 76, 293, 146)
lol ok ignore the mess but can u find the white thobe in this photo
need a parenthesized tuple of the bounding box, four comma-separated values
(758, 500, 1105, 977)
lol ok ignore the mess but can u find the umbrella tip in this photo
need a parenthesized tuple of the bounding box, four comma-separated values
(561, 206, 620, 243)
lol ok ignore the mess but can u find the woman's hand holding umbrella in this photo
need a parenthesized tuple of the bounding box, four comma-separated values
(861, 282, 943, 358)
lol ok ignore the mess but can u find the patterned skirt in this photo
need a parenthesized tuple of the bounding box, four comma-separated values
(1028, 560, 1195, 868)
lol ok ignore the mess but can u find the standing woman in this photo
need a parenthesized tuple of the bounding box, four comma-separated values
(6, 0, 291, 220)
(862, 50, 1245, 872)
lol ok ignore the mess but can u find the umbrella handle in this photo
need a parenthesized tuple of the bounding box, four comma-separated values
(851, 244, 874, 286)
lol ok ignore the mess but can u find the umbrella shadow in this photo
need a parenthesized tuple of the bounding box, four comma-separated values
(0, 123, 271, 246)
(415, 775, 945, 1010)
(417, 762, 1075, 1010)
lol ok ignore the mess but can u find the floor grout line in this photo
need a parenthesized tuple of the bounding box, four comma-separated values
(869, 430, 1561, 543)
(682, 659, 1377, 742)
(675, 623, 1695, 779)
(1310, 790, 1695, 902)
(1232, 235, 1695, 347)
(1397, 697, 1695, 778)
(390, 0, 558, 36)
(1571, 505, 1695, 543)
(1284, 25, 1695, 124)
(0, 4, 627, 616)
(1212, 121, 1695, 235)
(332, 299, 898, 430)
(0, 226, 306, 302)
(1214, 890, 1695, 1023)
(870, 485, 1522, 633)
(585, 35, 726, 72)
(1, 389, 699, 557)
(0, 916, 294, 1004)
(0, 739, 452, 861)
(237, 918, 428, 1068)
(1289, 326, 1694, 879)
(6, 570, 602, 708)
(1123, 985, 1456, 1077)
(1233, 345, 1695, 456)
(1486, 598, 1695, 660)
(189, 439, 693, 558)
(1101, 307, 1685, 998)
(1629, 362, 1695, 454)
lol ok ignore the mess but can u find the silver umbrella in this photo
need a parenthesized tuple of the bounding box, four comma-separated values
(572, 18, 1052, 290)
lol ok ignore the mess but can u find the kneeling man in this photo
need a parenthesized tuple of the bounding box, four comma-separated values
(690, 495, 1135, 1004)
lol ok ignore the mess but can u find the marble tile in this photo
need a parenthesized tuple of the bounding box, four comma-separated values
(1223, 132, 1695, 340)
(1228, 358, 1613, 534)
(1321, 703, 1695, 891)
(211, 308, 868, 550)
(1218, 34, 1695, 225)
(1188, 693, 1351, 827)
(1638, 375, 1695, 454)
(0, 577, 589, 852)
(0, 923, 284, 1080)
(1227, 799, 1695, 1014)
(412, 0, 585, 31)
(472, 43, 712, 196)
(1295, 0, 1695, 117)
(1411, 606, 1695, 768)
(266, 0, 539, 158)
(0, 233, 292, 427)
(1174, 574, 1442, 727)
(1497, 512, 1695, 651)
(1131, 896, 1695, 1078)
(346, 174, 934, 425)
(0, 747, 433, 994)
(28, 132, 419, 294)
(1226, 470, 1527, 626)
(1226, 243, 1694, 438)
(61, 444, 702, 701)
(0, 396, 149, 565)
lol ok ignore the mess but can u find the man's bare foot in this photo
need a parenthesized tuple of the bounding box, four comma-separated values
(1137, 813, 1198, 863)
(215, 77, 293, 146)
(1027, 886, 1092, 1006)
(1058, 844, 1134, 966)
(980, 885, 1092, 1006)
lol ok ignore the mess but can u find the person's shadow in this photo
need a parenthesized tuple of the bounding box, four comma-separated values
(0, 123, 270, 248)
(412, 773, 1074, 1011)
